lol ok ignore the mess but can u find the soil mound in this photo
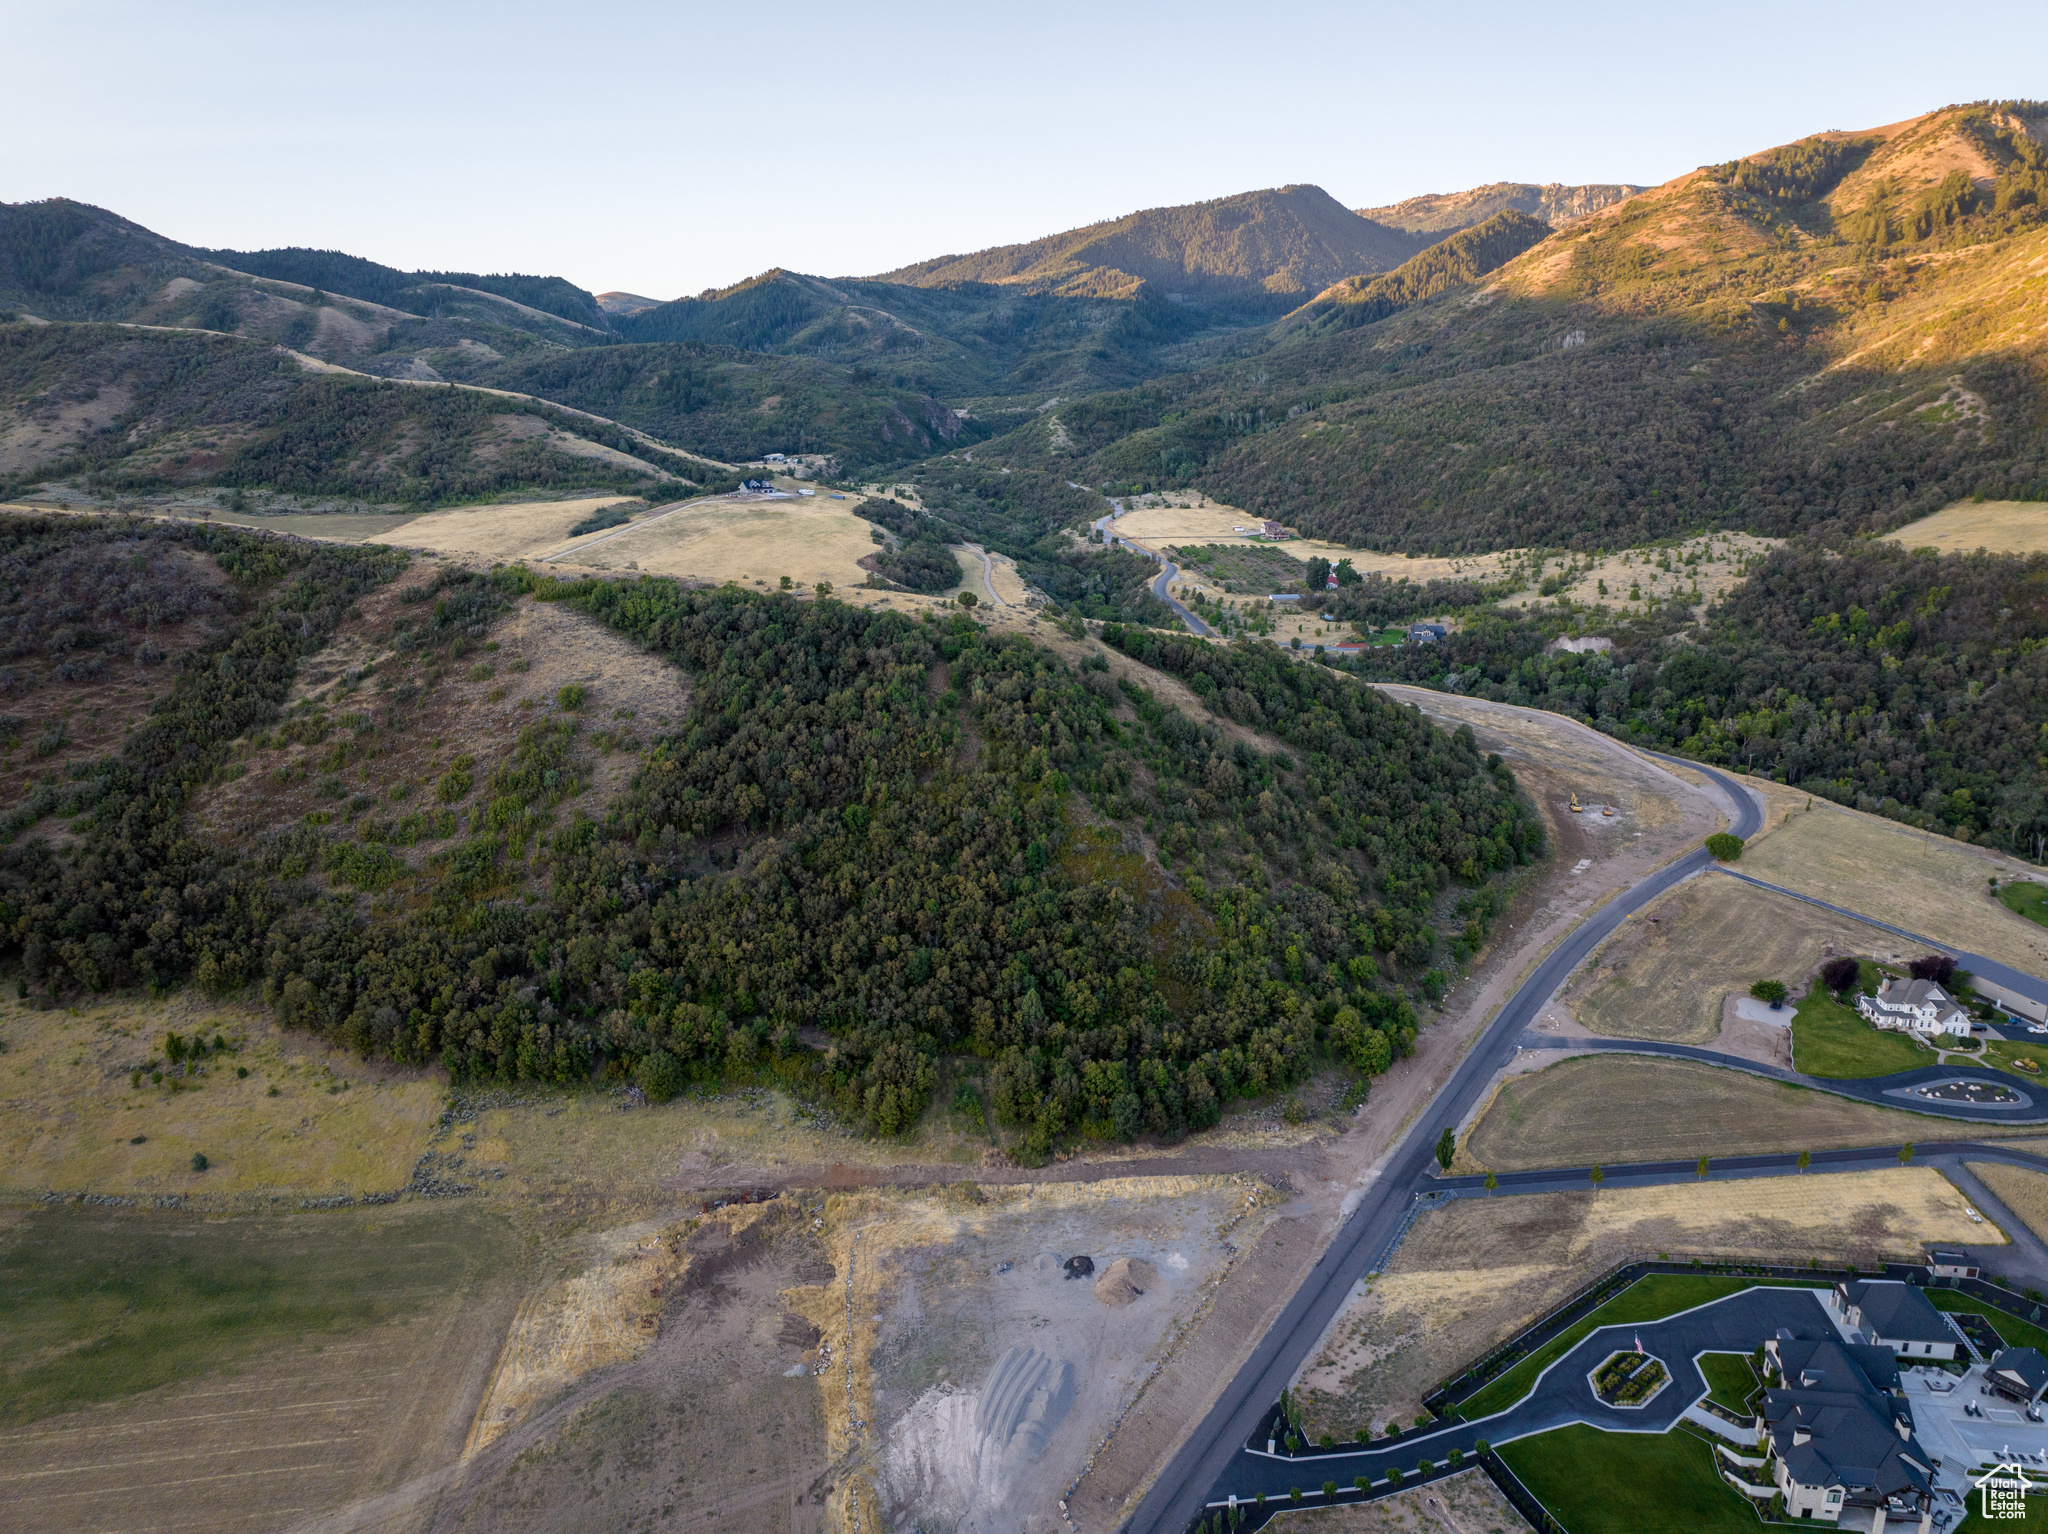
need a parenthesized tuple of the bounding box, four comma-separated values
(1092, 1256, 1158, 1306)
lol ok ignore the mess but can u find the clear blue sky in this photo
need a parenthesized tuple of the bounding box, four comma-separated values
(9, 0, 2045, 300)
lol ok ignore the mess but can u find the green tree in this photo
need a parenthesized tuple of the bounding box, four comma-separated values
(1483, 1171, 1498, 1192)
(1706, 833, 1744, 861)
(1697, 1155, 1710, 1179)
(1751, 979, 1788, 1005)
(1797, 1149, 1811, 1173)
(1589, 1164, 1605, 1188)
(1899, 1141, 1915, 1164)
(635, 1049, 683, 1104)
(1435, 1127, 1456, 1170)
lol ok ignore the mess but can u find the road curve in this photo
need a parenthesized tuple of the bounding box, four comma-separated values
(1090, 504, 1210, 637)
(1119, 756, 1767, 1533)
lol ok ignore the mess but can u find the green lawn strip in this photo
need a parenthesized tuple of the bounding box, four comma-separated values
(1959, 1492, 2048, 1531)
(1790, 977, 1931, 1078)
(1999, 882, 2048, 931)
(1457, 1274, 1817, 1420)
(1496, 1422, 1775, 1533)
(1927, 1289, 2048, 1352)
(1697, 1350, 1760, 1415)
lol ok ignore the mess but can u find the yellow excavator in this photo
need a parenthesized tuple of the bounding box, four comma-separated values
(1569, 793, 1584, 813)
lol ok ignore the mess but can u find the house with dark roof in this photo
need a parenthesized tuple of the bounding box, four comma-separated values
(1987, 1346, 2048, 1404)
(1835, 1280, 1961, 1360)
(1755, 1331, 1935, 1530)
(1406, 622, 1446, 645)
(1927, 1248, 1979, 1280)
(1857, 977, 1973, 1042)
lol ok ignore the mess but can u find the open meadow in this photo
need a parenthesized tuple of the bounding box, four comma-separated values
(1462, 1054, 2041, 1171)
(1288, 1168, 1986, 1439)
(1883, 499, 2048, 555)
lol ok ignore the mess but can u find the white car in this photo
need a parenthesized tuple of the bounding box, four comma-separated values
(2029, 1024, 2048, 1035)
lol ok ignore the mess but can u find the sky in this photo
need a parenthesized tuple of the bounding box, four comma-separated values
(9, 0, 2048, 300)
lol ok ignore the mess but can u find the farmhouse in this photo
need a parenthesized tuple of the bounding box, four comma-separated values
(1407, 623, 1447, 644)
(1834, 1280, 1961, 1360)
(1755, 1331, 1935, 1529)
(1256, 520, 1296, 540)
(1857, 978, 1973, 1042)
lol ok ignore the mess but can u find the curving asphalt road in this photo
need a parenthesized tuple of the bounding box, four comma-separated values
(1119, 754, 1769, 1532)
(1090, 503, 1210, 637)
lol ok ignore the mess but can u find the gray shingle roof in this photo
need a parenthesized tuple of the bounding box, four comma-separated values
(1840, 1280, 1952, 1345)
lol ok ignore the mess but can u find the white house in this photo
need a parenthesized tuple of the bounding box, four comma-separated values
(1857, 978, 1973, 1042)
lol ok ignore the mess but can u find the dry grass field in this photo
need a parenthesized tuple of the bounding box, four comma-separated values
(1272, 1468, 1530, 1531)
(1968, 1162, 2048, 1244)
(1291, 1169, 1987, 1438)
(1883, 499, 2048, 555)
(0, 1202, 527, 1534)
(1569, 875, 1875, 1043)
(1496, 531, 1779, 615)
(1462, 1055, 2039, 1172)
(1733, 781, 2048, 976)
(383, 492, 648, 562)
(549, 490, 880, 591)
(0, 989, 443, 1201)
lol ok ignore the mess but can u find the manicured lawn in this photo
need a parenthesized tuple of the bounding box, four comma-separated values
(1983, 1039, 2048, 1080)
(1458, 1273, 1816, 1420)
(1498, 1423, 1766, 1533)
(2000, 881, 2048, 930)
(1959, 1491, 2048, 1530)
(1928, 1289, 2048, 1352)
(1791, 977, 1933, 1078)
(1697, 1350, 1760, 1415)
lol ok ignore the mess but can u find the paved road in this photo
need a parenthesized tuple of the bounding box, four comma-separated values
(1090, 504, 1210, 637)
(1518, 1035, 2047, 1120)
(1119, 755, 1767, 1533)
(968, 543, 1007, 608)
(1211, 1287, 1834, 1506)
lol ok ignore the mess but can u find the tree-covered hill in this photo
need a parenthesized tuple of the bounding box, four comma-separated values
(970, 102, 2048, 553)
(1273, 210, 1554, 340)
(0, 324, 720, 507)
(0, 512, 1542, 1151)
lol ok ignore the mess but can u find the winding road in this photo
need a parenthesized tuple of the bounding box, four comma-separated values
(1124, 743, 2048, 1531)
(1090, 503, 1210, 636)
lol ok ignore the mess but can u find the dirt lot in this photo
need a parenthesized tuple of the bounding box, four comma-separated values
(1732, 779, 2048, 975)
(1567, 874, 1876, 1044)
(1883, 499, 2048, 555)
(0, 988, 442, 1201)
(1269, 1468, 1530, 1531)
(1290, 1169, 1988, 1438)
(0, 1202, 526, 1534)
(1463, 1054, 2042, 1172)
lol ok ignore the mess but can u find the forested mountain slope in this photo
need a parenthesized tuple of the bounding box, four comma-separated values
(0, 512, 1541, 1149)
(1274, 211, 1554, 339)
(975, 102, 2048, 552)
(0, 324, 722, 506)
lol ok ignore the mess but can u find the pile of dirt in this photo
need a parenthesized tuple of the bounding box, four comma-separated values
(1092, 1256, 1158, 1306)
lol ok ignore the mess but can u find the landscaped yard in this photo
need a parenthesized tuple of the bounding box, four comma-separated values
(1959, 1493, 2048, 1530)
(1790, 977, 1933, 1078)
(1457, 1274, 1814, 1420)
(1983, 1039, 2048, 1080)
(1927, 1289, 2048, 1353)
(1999, 881, 2048, 931)
(1697, 1351, 1760, 1415)
(1498, 1422, 1765, 1533)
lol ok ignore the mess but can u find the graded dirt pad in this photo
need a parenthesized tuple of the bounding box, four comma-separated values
(0, 1202, 526, 1534)
(1462, 1055, 2042, 1172)
(783, 1177, 1266, 1534)
(1967, 1162, 2048, 1245)
(0, 989, 442, 1200)
(1267, 1467, 1531, 1531)
(1731, 779, 2048, 976)
(1567, 874, 1876, 1044)
(1289, 1169, 1988, 1438)
(553, 492, 881, 592)
(1883, 499, 2048, 555)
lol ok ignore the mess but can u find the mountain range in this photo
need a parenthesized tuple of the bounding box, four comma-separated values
(4, 102, 2045, 541)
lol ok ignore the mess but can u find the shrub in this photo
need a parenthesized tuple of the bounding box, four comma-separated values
(635, 1048, 683, 1103)
(557, 683, 587, 711)
(435, 755, 474, 802)
(1706, 832, 1744, 861)
(1750, 979, 1788, 1005)
(190, 1152, 208, 1171)
(1909, 953, 1957, 985)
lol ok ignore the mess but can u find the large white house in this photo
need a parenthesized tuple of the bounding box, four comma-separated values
(1857, 978, 1973, 1042)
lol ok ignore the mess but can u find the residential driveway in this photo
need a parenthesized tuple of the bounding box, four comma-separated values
(1216, 1286, 1833, 1503)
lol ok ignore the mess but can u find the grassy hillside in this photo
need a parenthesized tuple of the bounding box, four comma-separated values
(975, 102, 2048, 552)
(873, 184, 1429, 296)
(0, 511, 1541, 1151)
(1358, 181, 1645, 234)
(0, 324, 720, 507)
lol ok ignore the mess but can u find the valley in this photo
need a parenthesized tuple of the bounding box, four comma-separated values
(7, 74, 2048, 1534)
